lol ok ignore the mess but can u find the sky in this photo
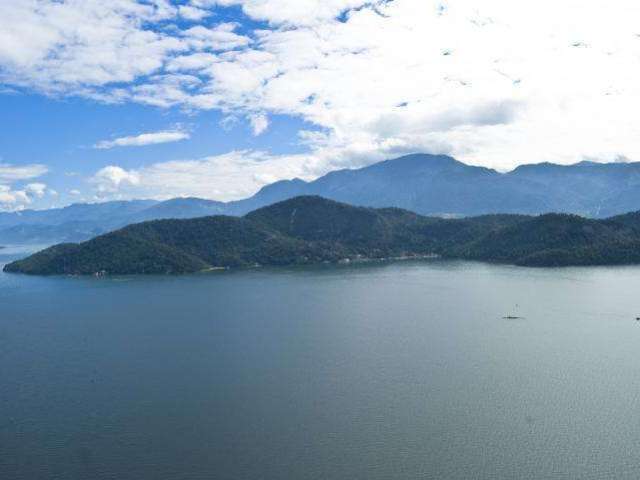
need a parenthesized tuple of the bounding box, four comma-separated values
(1, 0, 640, 211)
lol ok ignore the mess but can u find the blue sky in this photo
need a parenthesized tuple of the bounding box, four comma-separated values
(0, 91, 311, 207)
(1, 0, 639, 211)
(0, 1, 319, 210)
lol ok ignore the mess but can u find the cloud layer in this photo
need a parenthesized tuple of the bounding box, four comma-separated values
(90, 150, 321, 201)
(2, 0, 640, 202)
(0, 163, 50, 211)
(94, 130, 191, 149)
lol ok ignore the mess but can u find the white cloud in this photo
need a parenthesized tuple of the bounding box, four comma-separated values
(199, 0, 371, 26)
(187, 0, 640, 171)
(0, 167, 49, 211)
(0, 185, 30, 211)
(179, 5, 211, 21)
(0, 0, 186, 93)
(88, 150, 324, 201)
(183, 23, 251, 51)
(69, 189, 82, 196)
(165, 53, 219, 72)
(248, 113, 269, 135)
(0, 163, 48, 183)
(4, 0, 640, 202)
(94, 130, 190, 149)
(25, 182, 47, 198)
(91, 166, 141, 193)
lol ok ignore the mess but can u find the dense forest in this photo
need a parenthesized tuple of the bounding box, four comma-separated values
(6, 196, 640, 275)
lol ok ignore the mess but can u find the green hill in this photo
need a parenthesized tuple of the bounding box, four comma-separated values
(449, 213, 640, 266)
(5, 196, 640, 275)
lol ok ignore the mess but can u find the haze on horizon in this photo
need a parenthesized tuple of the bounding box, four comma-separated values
(1, 0, 640, 211)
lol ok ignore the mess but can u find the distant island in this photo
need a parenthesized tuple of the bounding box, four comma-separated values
(5, 196, 640, 276)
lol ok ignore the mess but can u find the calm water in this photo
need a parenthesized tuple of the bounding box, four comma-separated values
(3, 246, 640, 479)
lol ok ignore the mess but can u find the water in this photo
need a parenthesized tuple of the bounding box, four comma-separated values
(3, 246, 640, 479)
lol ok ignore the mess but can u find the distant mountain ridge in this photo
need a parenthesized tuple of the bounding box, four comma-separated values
(249, 155, 640, 217)
(3, 153, 640, 244)
(7, 196, 640, 275)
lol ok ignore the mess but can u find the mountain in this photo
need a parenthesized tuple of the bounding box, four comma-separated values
(0, 200, 159, 245)
(126, 197, 229, 223)
(4, 153, 640, 245)
(250, 154, 545, 216)
(238, 154, 640, 217)
(449, 213, 640, 266)
(232, 178, 309, 212)
(7, 196, 640, 275)
(3, 197, 441, 275)
(0, 198, 231, 245)
(508, 160, 640, 217)
(0, 222, 105, 244)
(0, 200, 158, 229)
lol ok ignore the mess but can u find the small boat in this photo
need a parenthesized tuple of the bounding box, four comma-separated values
(503, 304, 523, 319)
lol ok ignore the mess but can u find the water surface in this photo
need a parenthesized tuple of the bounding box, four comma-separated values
(2, 247, 640, 479)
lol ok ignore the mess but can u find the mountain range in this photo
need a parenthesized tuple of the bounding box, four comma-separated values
(7, 195, 640, 275)
(3, 153, 640, 245)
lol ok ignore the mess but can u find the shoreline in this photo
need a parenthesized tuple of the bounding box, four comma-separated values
(10, 252, 640, 278)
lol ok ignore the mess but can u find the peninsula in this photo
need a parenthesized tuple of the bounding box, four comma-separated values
(6, 196, 640, 275)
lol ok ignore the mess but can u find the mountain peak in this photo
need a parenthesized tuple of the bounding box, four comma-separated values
(373, 153, 460, 170)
